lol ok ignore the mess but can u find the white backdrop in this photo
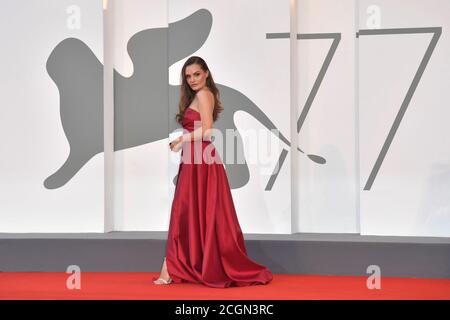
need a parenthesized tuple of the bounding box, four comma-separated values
(358, 0, 450, 236)
(108, 0, 170, 231)
(1, 0, 449, 237)
(296, 0, 359, 233)
(0, 0, 104, 232)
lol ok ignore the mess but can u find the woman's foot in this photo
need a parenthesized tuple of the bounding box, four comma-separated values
(153, 257, 172, 285)
(153, 277, 172, 285)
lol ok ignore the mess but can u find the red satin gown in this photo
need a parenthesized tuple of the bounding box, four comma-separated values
(162, 107, 273, 288)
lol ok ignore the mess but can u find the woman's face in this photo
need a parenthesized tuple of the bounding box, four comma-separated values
(185, 64, 209, 92)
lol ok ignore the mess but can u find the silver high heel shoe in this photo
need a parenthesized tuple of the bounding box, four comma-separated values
(153, 257, 173, 285)
(153, 277, 173, 285)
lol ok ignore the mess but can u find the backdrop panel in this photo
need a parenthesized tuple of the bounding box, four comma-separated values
(109, 0, 170, 231)
(0, 0, 104, 232)
(169, 0, 292, 233)
(359, 0, 450, 236)
(295, 0, 359, 233)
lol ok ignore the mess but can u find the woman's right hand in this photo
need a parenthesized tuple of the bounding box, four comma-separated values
(169, 136, 183, 152)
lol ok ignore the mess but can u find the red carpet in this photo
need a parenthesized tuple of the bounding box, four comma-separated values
(0, 273, 449, 300)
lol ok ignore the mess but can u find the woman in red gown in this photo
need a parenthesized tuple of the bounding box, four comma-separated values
(153, 56, 273, 288)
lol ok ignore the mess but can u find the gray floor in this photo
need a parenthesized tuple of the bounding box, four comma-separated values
(1, 232, 449, 278)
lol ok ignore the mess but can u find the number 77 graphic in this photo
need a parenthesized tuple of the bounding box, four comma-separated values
(358, 27, 441, 190)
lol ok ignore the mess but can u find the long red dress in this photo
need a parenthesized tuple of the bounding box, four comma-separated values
(163, 107, 273, 288)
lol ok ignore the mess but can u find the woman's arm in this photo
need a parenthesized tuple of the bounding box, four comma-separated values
(182, 90, 214, 142)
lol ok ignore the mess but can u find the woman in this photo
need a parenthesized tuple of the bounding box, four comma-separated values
(153, 56, 273, 287)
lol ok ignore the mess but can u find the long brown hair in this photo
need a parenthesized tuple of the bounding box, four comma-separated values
(175, 56, 223, 124)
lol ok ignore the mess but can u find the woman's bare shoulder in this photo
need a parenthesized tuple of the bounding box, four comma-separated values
(196, 87, 213, 98)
